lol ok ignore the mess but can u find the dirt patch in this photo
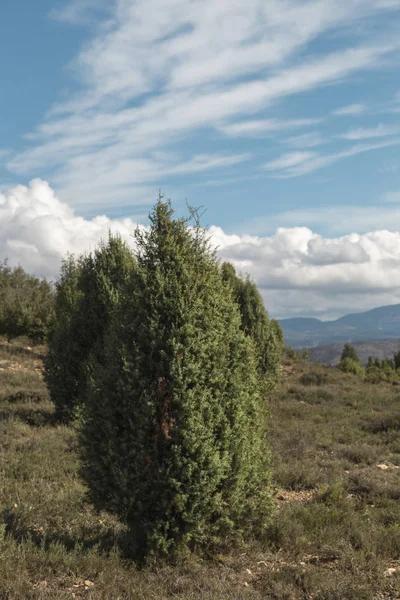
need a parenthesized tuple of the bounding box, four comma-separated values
(275, 488, 316, 507)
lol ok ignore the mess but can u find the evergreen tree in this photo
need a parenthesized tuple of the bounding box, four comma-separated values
(340, 343, 360, 363)
(394, 351, 400, 371)
(221, 262, 283, 387)
(367, 356, 374, 369)
(80, 200, 272, 559)
(45, 235, 135, 421)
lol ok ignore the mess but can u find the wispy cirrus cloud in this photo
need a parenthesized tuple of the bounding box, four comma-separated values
(264, 152, 317, 171)
(339, 123, 400, 140)
(49, 0, 111, 25)
(284, 132, 325, 148)
(264, 137, 400, 178)
(333, 103, 367, 116)
(6, 0, 400, 209)
(218, 117, 322, 138)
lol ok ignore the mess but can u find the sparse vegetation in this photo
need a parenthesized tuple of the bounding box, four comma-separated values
(0, 337, 399, 598)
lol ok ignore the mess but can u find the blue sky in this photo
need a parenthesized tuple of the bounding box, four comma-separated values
(1, 0, 400, 233)
(2, 0, 400, 319)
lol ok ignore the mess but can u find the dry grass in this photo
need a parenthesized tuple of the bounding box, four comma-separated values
(0, 337, 399, 599)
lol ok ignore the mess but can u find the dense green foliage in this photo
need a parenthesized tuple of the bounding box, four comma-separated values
(221, 262, 283, 387)
(337, 344, 400, 382)
(283, 345, 310, 362)
(338, 343, 365, 376)
(340, 342, 361, 363)
(365, 354, 400, 383)
(80, 201, 273, 559)
(0, 260, 55, 342)
(338, 356, 365, 377)
(44, 235, 136, 421)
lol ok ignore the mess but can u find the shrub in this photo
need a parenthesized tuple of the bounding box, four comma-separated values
(44, 235, 136, 422)
(0, 260, 55, 343)
(283, 346, 310, 362)
(299, 372, 328, 386)
(80, 200, 273, 559)
(338, 357, 364, 377)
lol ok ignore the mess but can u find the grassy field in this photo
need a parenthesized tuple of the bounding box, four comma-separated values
(0, 337, 399, 599)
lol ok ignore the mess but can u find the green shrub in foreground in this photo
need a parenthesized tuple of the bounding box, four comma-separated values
(80, 200, 273, 559)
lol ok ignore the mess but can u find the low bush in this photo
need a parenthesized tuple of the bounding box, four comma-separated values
(299, 371, 329, 386)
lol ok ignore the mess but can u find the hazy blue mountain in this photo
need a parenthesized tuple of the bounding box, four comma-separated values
(279, 304, 400, 348)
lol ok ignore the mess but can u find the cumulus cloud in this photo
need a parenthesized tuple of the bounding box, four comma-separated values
(3, 180, 400, 319)
(0, 179, 142, 278)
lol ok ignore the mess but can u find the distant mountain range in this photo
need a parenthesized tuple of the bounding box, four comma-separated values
(279, 304, 400, 349)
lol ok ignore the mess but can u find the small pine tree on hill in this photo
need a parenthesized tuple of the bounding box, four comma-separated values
(338, 343, 364, 376)
(340, 343, 360, 363)
(80, 200, 273, 559)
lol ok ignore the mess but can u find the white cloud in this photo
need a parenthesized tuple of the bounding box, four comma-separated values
(0, 179, 142, 278)
(264, 152, 316, 171)
(333, 103, 367, 116)
(49, 0, 111, 24)
(265, 137, 400, 177)
(3, 179, 400, 319)
(244, 204, 400, 236)
(284, 132, 325, 148)
(219, 118, 320, 138)
(6, 0, 400, 209)
(340, 123, 400, 140)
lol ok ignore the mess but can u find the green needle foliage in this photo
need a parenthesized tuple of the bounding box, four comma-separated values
(44, 234, 136, 422)
(80, 199, 273, 559)
(221, 262, 283, 388)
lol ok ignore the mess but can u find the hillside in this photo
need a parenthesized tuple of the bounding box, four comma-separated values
(0, 336, 399, 598)
(280, 303, 400, 348)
